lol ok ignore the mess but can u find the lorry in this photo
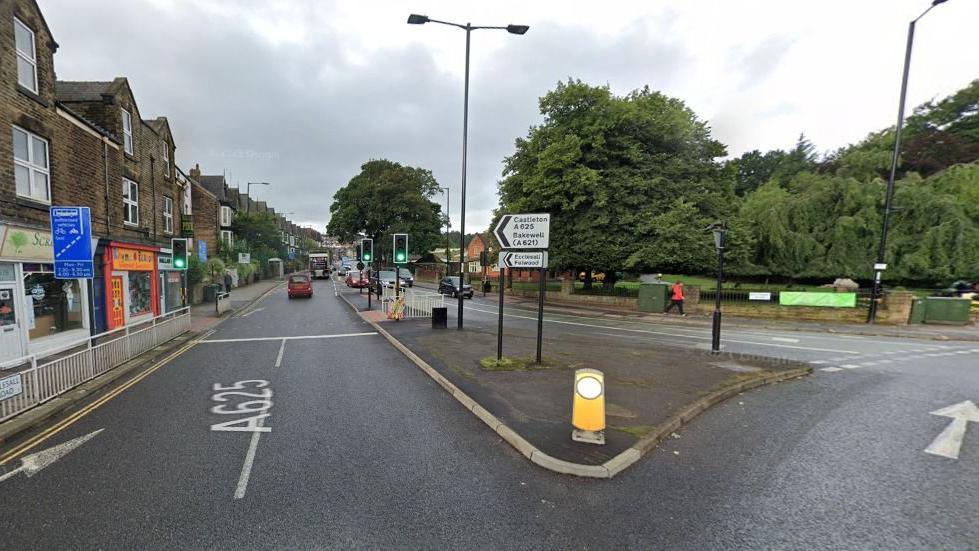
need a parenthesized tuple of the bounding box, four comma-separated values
(308, 252, 332, 279)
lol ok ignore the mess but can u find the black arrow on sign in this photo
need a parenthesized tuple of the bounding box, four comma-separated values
(495, 215, 512, 248)
(501, 252, 513, 268)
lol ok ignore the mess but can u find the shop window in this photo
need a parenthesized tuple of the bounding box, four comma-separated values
(23, 269, 83, 340)
(128, 271, 153, 318)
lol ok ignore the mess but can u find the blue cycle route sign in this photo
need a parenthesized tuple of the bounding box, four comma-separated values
(49, 206, 94, 279)
(198, 240, 208, 262)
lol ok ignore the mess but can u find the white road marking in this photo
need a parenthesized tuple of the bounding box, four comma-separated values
(862, 362, 878, 366)
(771, 337, 800, 343)
(877, 359, 892, 364)
(463, 306, 862, 354)
(234, 416, 265, 499)
(924, 400, 979, 460)
(202, 332, 377, 343)
(820, 367, 844, 372)
(0, 429, 104, 484)
(274, 339, 286, 368)
(240, 307, 265, 318)
(841, 364, 862, 369)
(810, 360, 827, 365)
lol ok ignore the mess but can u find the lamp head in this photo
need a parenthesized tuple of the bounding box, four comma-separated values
(506, 24, 529, 35)
(407, 14, 429, 24)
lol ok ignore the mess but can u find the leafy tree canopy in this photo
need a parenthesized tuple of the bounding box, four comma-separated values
(498, 79, 737, 277)
(327, 159, 443, 263)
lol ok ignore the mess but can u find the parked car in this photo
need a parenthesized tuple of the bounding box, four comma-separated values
(378, 270, 406, 289)
(439, 276, 473, 299)
(345, 270, 370, 289)
(287, 274, 313, 298)
(397, 268, 414, 287)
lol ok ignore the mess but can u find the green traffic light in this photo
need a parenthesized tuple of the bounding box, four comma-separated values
(397, 253, 405, 261)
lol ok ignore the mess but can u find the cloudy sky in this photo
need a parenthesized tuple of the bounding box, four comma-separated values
(41, 0, 978, 233)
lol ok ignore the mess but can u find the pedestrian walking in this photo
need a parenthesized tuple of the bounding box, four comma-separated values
(666, 280, 686, 316)
(223, 273, 232, 294)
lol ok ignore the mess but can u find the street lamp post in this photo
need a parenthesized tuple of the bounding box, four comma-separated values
(709, 222, 727, 354)
(439, 187, 450, 279)
(868, 0, 949, 324)
(246, 182, 270, 214)
(408, 14, 529, 330)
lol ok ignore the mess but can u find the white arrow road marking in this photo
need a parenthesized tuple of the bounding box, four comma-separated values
(0, 429, 104, 484)
(240, 307, 265, 318)
(924, 400, 979, 460)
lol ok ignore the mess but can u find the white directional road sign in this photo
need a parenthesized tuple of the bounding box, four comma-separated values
(498, 251, 548, 269)
(494, 213, 550, 249)
(0, 429, 104, 485)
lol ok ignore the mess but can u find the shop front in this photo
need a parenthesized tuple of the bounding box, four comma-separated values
(103, 242, 159, 331)
(0, 223, 92, 363)
(157, 248, 186, 314)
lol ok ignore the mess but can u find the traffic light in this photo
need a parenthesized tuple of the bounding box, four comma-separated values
(172, 238, 188, 270)
(393, 233, 408, 264)
(361, 238, 373, 262)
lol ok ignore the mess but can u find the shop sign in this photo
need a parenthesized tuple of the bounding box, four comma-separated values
(0, 224, 54, 262)
(181, 217, 194, 237)
(113, 247, 155, 271)
(158, 253, 174, 271)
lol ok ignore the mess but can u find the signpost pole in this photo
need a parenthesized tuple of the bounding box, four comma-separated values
(497, 268, 505, 361)
(536, 266, 545, 364)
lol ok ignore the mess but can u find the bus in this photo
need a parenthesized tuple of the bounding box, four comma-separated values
(309, 252, 331, 279)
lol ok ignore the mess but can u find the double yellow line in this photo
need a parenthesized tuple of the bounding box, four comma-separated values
(0, 334, 206, 466)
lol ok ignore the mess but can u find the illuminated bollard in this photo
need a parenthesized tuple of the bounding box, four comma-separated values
(571, 368, 605, 445)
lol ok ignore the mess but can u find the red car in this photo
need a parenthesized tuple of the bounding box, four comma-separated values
(287, 274, 313, 299)
(345, 270, 370, 289)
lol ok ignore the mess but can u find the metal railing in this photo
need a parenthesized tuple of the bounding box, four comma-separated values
(380, 287, 445, 319)
(0, 307, 191, 423)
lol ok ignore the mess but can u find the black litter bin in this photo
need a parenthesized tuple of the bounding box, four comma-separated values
(432, 306, 447, 329)
(203, 283, 222, 303)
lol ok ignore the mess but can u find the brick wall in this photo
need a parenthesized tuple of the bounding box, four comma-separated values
(0, 0, 58, 229)
(138, 118, 181, 245)
(190, 180, 218, 256)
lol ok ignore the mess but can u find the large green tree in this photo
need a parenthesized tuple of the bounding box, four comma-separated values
(498, 79, 745, 283)
(327, 159, 443, 263)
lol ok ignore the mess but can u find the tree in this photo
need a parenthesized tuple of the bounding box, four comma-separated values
(327, 159, 444, 263)
(727, 149, 786, 196)
(230, 212, 288, 273)
(498, 79, 734, 279)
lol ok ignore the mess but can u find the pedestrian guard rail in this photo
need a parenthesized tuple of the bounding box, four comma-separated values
(380, 286, 445, 319)
(0, 307, 191, 423)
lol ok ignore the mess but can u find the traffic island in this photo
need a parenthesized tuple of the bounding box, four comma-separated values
(337, 287, 811, 477)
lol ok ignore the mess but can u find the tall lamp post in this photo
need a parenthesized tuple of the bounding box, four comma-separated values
(439, 186, 451, 278)
(868, 0, 950, 323)
(708, 222, 727, 354)
(408, 13, 529, 330)
(246, 182, 270, 214)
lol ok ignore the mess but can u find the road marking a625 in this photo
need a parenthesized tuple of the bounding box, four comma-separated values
(210, 380, 273, 433)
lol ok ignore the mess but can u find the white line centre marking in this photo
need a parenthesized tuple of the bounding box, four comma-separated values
(772, 337, 800, 343)
(274, 339, 286, 368)
(821, 367, 844, 372)
(234, 416, 265, 500)
(202, 332, 377, 343)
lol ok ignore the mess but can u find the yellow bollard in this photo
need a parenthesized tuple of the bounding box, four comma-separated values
(571, 368, 606, 445)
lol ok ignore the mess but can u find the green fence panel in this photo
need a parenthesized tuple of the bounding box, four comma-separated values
(779, 292, 856, 308)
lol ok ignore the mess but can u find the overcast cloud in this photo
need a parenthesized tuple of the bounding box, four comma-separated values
(40, 0, 979, 233)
